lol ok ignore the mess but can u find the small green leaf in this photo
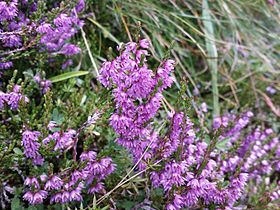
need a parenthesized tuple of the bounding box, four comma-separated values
(204, 135, 211, 145)
(49, 71, 89, 83)
(13, 148, 23, 155)
(51, 108, 64, 125)
(117, 200, 135, 210)
(27, 206, 37, 210)
(11, 197, 21, 210)
(221, 180, 230, 188)
(92, 195, 97, 209)
(101, 206, 110, 210)
(216, 137, 230, 150)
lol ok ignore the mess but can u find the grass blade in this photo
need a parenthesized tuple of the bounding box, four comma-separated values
(202, 0, 220, 118)
(49, 71, 89, 83)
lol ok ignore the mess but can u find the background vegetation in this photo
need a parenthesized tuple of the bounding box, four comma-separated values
(0, 0, 279, 209)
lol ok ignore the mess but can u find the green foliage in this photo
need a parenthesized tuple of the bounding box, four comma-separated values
(1, 0, 279, 209)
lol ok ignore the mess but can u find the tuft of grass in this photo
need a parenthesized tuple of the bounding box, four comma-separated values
(83, 0, 279, 119)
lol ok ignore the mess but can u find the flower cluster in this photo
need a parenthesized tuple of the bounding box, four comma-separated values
(0, 0, 84, 73)
(98, 39, 175, 169)
(23, 150, 115, 205)
(37, 13, 83, 55)
(220, 127, 280, 179)
(0, 85, 28, 110)
(22, 123, 78, 166)
(270, 183, 280, 201)
(22, 111, 114, 205)
(22, 130, 44, 165)
(43, 129, 76, 152)
(151, 112, 279, 209)
(148, 112, 251, 209)
(100, 40, 280, 209)
(0, 0, 18, 22)
(33, 74, 51, 94)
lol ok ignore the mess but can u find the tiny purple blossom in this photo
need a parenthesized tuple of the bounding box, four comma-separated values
(22, 130, 43, 165)
(23, 190, 47, 205)
(75, 0, 85, 13)
(59, 44, 80, 55)
(47, 121, 57, 130)
(69, 188, 83, 201)
(266, 86, 277, 95)
(24, 177, 40, 189)
(0, 61, 13, 69)
(201, 102, 208, 113)
(44, 176, 63, 190)
(139, 39, 150, 48)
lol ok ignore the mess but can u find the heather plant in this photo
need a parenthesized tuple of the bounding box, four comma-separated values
(0, 71, 116, 208)
(96, 39, 280, 210)
(0, 0, 84, 82)
(0, 1, 279, 210)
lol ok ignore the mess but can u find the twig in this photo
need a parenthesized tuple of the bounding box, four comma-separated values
(92, 124, 165, 208)
(95, 159, 162, 206)
(162, 96, 174, 113)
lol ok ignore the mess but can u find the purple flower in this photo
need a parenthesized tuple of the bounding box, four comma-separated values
(0, 91, 7, 109)
(0, 1, 18, 21)
(24, 177, 40, 189)
(139, 39, 150, 48)
(2, 34, 22, 47)
(0, 0, 84, 82)
(59, 44, 81, 56)
(266, 86, 277, 95)
(166, 204, 176, 210)
(62, 59, 73, 69)
(22, 130, 44, 165)
(33, 74, 51, 93)
(4, 85, 29, 110)
(270, 188, 280, 201)
(53, 14, 73, 27)
(23, 191, 33, 204)
(39, 79, 51, 94)
(23, 190, 47, 205)
(173, 194, 184, 209)
(44, 176, 63, 190)
(88, 182, 104, 194)
(43, 129, 76, 151)
(98, 40, 175, 169)
(61, 191, 70, 203)
(32, 190, 48, 205)
(0, 61, 13, 69)
(50, 193, 62, 204)
(75, 0, 85, 13)
(69, 188, 83, 202)
(80, 151, 97, 161)
(47, 121, 57, 130)
(36, 7, 83, 55)
(227, 173, 248, 206)
(36, 23, 53, 34)
(40, 174, 48, 183)
(71, 171, 83, 182)
(33, 74, 41, 83)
